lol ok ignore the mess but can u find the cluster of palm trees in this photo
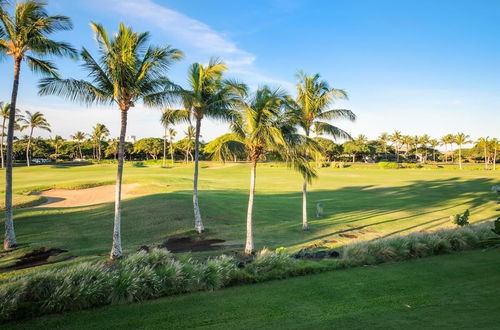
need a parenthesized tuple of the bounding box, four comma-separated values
(1, 1, 354, 257)
(379, 131, 493, 169)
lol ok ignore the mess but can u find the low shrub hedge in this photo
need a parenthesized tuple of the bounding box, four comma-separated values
(0, 222, 494, 322)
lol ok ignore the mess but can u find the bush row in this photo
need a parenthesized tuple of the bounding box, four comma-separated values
(0, 222, 494, 322)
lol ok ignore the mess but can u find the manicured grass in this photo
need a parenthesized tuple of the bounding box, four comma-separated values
(0, 162, 498, 276)
(7, 248, 500, 329)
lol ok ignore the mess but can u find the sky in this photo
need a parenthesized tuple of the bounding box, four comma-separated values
(1, 0, 499, 145)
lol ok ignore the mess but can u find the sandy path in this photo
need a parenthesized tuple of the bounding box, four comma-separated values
(36, 184, 140, 208)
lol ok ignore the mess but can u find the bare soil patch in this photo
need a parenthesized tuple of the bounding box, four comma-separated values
(36, 184, 140, 208)
(159, 237, 237, 253)
(2, 247, 72, 271)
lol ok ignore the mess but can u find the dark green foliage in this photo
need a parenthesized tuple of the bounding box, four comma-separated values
(450, 209, 470, 227)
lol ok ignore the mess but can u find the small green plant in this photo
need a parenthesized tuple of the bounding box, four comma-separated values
(275, 247, 287, 254)
(378, 161, 400, 169)
(450, 209, 470, 227)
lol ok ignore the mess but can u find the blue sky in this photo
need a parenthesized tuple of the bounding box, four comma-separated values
(1, 0, 499, 144)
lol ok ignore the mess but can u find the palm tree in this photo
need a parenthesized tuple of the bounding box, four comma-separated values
(442, 134, 455, 163)
(429, 138, 439, 162)
(390, 131, 402, 162)
(420, 134, 430, 162)
(0, 102, 21, 168)
(18, 111, 51, 166)
(168, 128, 176, 165)
(0, 0, 76, 249)
(49, 135, 64, 157)
(184, 125, 195, 163)
(378, 132, 390, 159)
(160, 108, 189, 167)
(289, 72, 354, 230)
(179, 58, 245, 233)
(402, 135, 412, 158)
(71, 131, 86, 159)
(91, 123, 110, 161)
(207, 87, 313, 254)
(492, 138, 498, 171)
(39, 23, 183, 259)
(455, 133, 471, 169)
(477, 137, 490, 170)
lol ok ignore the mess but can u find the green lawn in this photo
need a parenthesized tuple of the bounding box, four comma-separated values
(6, 248, 500, 329)
(0, 162, 498, 276)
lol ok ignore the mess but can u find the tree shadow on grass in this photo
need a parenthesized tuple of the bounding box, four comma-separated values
(10, 177, 498, 259)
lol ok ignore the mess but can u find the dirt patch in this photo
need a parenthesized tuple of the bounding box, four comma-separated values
(36, 184, 140, 208)
(339, 233, 358, 239)
(2, 248, 72, 270)
(159, 237, 231, 253)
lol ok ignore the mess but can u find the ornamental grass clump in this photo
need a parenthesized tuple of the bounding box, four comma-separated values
(246, 248, 298, 276)
(342, 222, 493, 265)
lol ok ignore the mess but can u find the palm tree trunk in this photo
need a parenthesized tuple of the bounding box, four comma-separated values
(78, 143, 82, 159)
(26, 127, 33, 167)
(1, 118, 5, 169)
(193, 117, 204, 233)
(170, 138, 174, 165)
(484, 145, 488, 170)
(162, 127, 167, 167)
(4, 58, 21, 249)
(245, 158, 257, 254)
(396, 146, 400, 162)
(302, 179, 308, 230)
(352, 154, 355, 163)
(110, 108, 128, 259)
(458, 145, 462, 169)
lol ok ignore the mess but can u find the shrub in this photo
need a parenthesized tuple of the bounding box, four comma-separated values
(450, 209, 470, 227)
(0, 282, 22, 321)
(401, 162, 423, 169)
(246, 248, 298, 276)
(378, 161, 400, 169)
(119, 248, 173, 271)
(331, 161, 346, 168)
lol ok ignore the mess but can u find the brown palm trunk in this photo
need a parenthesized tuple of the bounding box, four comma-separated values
(245, 158, 257, 254)
(26, 127, 33, 167)
(4, 58, 21, 249)
(458, 145, 462, 169)
(110, 108, 128, 259)
(193, 117, 204, 233)
(1, 117, 6, 169)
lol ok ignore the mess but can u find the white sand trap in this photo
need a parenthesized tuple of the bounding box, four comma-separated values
(37, 184, 140, 208)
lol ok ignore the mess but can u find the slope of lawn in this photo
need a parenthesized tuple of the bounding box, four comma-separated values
(0, 162, 498, 276)
(7, 248, 500, 329)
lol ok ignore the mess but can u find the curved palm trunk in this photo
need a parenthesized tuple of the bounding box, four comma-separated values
(302, 179, 308, 230)
(193, 118, 204, 233)
(1, 117, 6, 169)
(245, 159, 257, 254)
(4, 58, 21, 249)
(110, 108, 128, 259)
(26, 127, 33, 167)
(162, 127, 167, 167)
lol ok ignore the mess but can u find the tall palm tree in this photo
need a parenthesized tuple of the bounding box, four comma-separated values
(492, 138, 498, 171)
(160, 108, 189, 167)
(91, 123, 110, 161)
(49, 134, 64, 156)
(168, 128, 176, 165)
(402, 135, 412, 158)
(429, 138, 439, 162)
(477, 137, 490, 170)
(19, 111, 51, 166)
(455, 133, 471, 169)
(442, 134, 455, 163)
(39, 23, 183, 259)
(179, 58, 245, 233)
(390, 131, 402, 162)
(0, 0, 76, 249)
(378, 132, 390, 159)
(289, 72, 354, 230)
(71, 131, 86, 159)
(419, 134, 430, 162)
(207, 87, 314, 254)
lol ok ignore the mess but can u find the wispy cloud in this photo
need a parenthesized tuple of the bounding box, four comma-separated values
(90, 0, 292, 89)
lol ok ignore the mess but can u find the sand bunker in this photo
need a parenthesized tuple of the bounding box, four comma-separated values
(37, 184, 140, 208)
